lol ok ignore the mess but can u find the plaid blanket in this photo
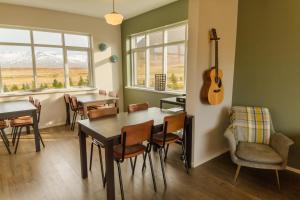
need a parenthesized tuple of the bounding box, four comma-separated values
(230, 106, 271, 144)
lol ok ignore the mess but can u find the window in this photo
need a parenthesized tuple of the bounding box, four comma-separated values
(129, 22, 187, 91)
(0, 26, 93, 93)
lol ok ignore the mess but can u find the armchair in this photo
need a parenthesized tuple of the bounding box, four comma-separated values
(224, 107, 294, 189)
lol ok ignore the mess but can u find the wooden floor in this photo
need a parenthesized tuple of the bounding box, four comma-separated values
(0, 126, 300, 200)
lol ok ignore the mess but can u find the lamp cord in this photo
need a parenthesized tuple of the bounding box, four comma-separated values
(113, 0, 115, 12)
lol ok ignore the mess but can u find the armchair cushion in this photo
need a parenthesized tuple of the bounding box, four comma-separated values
(236, 142, 283, 164)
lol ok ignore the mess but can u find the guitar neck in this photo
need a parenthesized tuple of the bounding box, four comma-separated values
(215, 40, 219, 73)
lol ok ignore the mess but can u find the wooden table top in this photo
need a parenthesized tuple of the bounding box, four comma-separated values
(75, 94, 118, 104)
(78, 107, 178, 140)
(0, 100, 36, 114)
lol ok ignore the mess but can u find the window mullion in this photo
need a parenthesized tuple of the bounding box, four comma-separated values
(0, 64, 3, 93)
(62, 33, 69, 88)
(30, 30, 37, 90)
(163, 30, 168, 87)
(145, 34, 150, 88)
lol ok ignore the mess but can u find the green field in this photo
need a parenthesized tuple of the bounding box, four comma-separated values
(1, 67, 88, 92)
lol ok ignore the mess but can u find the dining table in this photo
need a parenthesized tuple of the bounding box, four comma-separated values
(78, 107, 193, 200)
(0, 100, 41, 152)
(75, 93, 119, 118)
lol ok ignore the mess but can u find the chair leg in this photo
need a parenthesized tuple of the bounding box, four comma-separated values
(116, 161, 125, 200)
(142, 151, 148, 172)
(98, 145, 105, 188)
(164, 144, 169, 161)
(234, 165, 241, 184)
(275, 170, 281, 190)
(130, 156, 137, 175)
(148, 152, 157, 192)
(0, 129, 11, 154)
(89, 142, 94, 171)
(38, 132, 45, 148)
(12, 127, 18, 145)
(14, 127, 23, 154)
(1, 129, 10, 147)
(159, 148, 167, 187)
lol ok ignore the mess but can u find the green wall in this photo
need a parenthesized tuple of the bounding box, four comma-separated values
(233, 0, 300, 168)
(121, 0, 188, 109)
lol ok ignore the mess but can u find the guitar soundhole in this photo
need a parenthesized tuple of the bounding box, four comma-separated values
(213, 89, 221, 93)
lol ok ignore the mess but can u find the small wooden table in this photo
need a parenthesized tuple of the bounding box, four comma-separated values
(160, 96, 186, 111)
(75, 94, 119, 118)
(0, 100, 41, 152)
(78, 107, 193, 200)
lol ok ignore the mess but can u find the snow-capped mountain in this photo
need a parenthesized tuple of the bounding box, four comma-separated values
(0, 48, 87, 68)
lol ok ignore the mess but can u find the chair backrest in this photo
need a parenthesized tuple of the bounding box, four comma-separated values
(64, 94, 70, 104)
(29, 96, 34, 104)
(69, 96, 79, 111)
(121, 120, 154, 147)
(34, 99, 42, 123)
(99, 89, 107, 96)
(108, 91, 118, 98)
(128, 102, 149, 113)
(88, 107, 117, 120)
(164, 112, 186, 134)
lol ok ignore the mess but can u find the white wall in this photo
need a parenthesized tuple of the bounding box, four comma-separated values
(0, 3, 123, 128)
(186, 0, 239, 167)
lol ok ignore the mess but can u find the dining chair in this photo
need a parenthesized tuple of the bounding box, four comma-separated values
(0, 120, 11, 154)
(69, 96, 85, 131)
(146, 112, 188, 187)
(128, 102, 149, 113)
(29, 96, 34, 104)
(114, 120, 157, 200)
(88, 107, 118, 187)
(64, 94, 71, 126)
(11, 99, 45, 154)
(11, 96, 37, 142)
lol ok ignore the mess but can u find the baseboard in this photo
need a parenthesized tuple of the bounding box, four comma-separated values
(39, 122, 66, 129)
(286, 166, 300, 175)
(192, 148, 229, 168)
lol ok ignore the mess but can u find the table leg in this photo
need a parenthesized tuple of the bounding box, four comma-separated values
(79, 126, 88, 178)
(105, 140, 115, 200)
(32, 110, 41, 152)
(185, 116, 193, 168)
(160, 100, 163, 110)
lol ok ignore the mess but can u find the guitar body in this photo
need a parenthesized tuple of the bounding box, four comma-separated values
(207, 68, 224, 105)
(200, 28, 224, 105)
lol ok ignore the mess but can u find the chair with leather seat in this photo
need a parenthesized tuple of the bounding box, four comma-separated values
(224, 106, 294, 189)
(147, 112, 188, 187)
(88, 107, 118, 187)
(11, 99, 45, 154)
(114, 120, 157, 200)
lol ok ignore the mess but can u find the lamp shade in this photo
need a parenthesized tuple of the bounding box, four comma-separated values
(104, 12, 124, 25)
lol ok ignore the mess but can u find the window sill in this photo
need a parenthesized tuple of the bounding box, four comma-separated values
(125, 86, 185, 96)
(0, 87, 97, 98)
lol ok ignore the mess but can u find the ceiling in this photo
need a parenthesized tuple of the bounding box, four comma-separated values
(0, 0, 178, 19)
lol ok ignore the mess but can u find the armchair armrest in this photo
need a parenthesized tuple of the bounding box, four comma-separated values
(270, 133, 294, 167)
(224, 126, 237, 156)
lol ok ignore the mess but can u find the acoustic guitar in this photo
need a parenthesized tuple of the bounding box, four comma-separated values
(201, 28, 224, 105)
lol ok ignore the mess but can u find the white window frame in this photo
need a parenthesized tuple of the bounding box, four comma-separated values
(129, 21, 188, 92)
(0, 25, 94, 93)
